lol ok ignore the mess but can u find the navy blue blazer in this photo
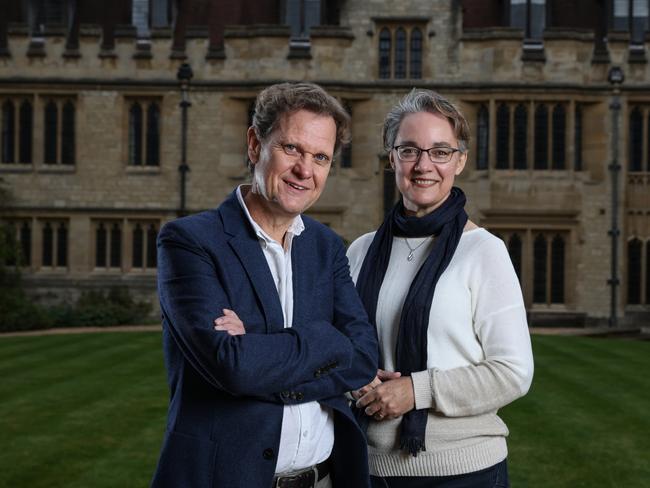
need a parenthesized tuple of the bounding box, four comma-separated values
(151, 191, 378, 488)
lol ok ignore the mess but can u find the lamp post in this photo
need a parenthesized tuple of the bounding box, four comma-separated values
(607, 65, 624, 328)
(177, 62, 193, 217)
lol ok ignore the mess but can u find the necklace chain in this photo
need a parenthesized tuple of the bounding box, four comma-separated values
(404, 236, 432, 261)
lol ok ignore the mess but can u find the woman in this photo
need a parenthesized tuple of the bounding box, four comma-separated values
(348, 89, 534, 488)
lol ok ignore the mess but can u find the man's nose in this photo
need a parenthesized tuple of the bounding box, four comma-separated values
(293, 157, 313, 178)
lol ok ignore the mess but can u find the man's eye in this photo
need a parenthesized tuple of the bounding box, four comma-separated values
(314, 154, 330, 164)
(401, 147, 418, 155)
(283, 144, 299, 154)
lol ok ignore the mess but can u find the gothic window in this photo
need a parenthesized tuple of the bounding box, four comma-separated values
(552, 104, 566, 169)
(1, 100, 14, 163)
(508, 233, 523, 281)
(20, 222, 31, 266)
(496, 103, 509, 169)
(42, 98, 74, 165)
(379, 28, 391, 79)
(510, 0, 546, 40)
(513, 104, 527, 169)
(629, 107, 643, 172)
(377, 24, 425, 79)
(285, 0, 322, 41)
(627, 238, 642, 304)
(129, 103, 143, 166)
(61, 100, 75, 165)
(409, 28, 423, 79)
(394, 28, 407, 79)
(110, 223, 122, 268)
(476, 105, 489, 170)
(146, 103, 160, 166)
(131, 221, 159, 270)
(533, 233, 547, 303)
(96, 223, 107, 267)
(40, 220, 68, 268)
(128, 99, 161, 166)
(550, 234, 565, 303)
(132, 224, 144, 268)
(44, 101, 57, 164)
(574, 104, 583, 171)
(534, 104, 548, 169)
(613, 0, 649, 45)
(19, 100, 33, 164)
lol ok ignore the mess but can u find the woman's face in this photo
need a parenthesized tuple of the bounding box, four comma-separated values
(390, 111, 466, 217)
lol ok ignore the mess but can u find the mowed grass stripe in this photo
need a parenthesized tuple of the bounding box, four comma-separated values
(0, 332, 166, 488)
(501, 335, 650, 488)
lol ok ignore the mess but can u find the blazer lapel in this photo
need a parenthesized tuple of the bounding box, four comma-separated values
(220, 192, 285, 334)
(291, 226, 311, 330)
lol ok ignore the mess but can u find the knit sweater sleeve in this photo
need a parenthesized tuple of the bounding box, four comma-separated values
(410, 235, 534, 417)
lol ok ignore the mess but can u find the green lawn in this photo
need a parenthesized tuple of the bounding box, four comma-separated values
(0, 333, 648, 487)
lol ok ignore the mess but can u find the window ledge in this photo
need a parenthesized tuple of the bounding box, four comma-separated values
(36, 164, 76, 173)
(310, 26, 355, 40)
(224, 25, 291, 39)
(0, 164, 34, 173)
(126, 165, 161, 174)
(461, 27, 523, 41)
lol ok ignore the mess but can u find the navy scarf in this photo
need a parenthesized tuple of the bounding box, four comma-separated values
(355, 187, 468, 456)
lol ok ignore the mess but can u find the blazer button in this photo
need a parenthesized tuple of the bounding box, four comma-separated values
(295, 392, 304, 401)
(314, 369, 322, 378)
(281, 391, 290, 399)
(263, 448, 274, 460)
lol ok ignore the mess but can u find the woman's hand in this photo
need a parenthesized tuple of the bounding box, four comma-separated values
(214, 309, 246, 335)
(356, 376, 415, 420)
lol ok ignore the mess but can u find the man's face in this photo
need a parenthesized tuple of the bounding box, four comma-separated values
(247, 109, 337, 218)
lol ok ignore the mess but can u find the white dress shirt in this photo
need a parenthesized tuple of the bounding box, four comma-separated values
(236, 186, 334, 474)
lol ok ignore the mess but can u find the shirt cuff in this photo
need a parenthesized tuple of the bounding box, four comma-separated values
(411, 370, 434, 410)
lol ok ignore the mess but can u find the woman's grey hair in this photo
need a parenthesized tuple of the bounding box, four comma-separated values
(251, 82, 351, 158)
(382, 88, 470, 153)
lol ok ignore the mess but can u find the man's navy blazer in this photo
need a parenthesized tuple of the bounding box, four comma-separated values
(151, 191, 378, 488)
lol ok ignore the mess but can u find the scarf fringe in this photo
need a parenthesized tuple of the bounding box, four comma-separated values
(400, 437, 426, 457)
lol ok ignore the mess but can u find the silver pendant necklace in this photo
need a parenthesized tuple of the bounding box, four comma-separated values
(404, 236, 432, 261)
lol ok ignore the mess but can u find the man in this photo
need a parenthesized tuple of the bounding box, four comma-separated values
(151, 82, 378, 488)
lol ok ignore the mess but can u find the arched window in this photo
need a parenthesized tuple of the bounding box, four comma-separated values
(42, 223, 53, 266)
(146, 103, 160, 166)
(551, 234, 565, 303)
(496, 103, 509, 169)
(574, 104, 583, 171)
(44, 101, 58, 164)
(61, 101, 75, 165)
(552, 104, 566, 169)
(409, 28, 422, 79)
(56, 222, 67, 266)
(132, 224, 143, 267)
(629, 107, 643, 172)
(394, 28, 407, 79)
(129, 103, 143, 166)
(110, 223, 121, 268)
(513, 104, 527, 169)
(2, 100, 15, 163)
(146, 224, 158, 268)
(627, 238, 642, 305)
(476, 105, 489, 170)
(20, 222, 31, 266)
(378, 28, 391, 79)
(533, 234, 547, 303)
(534, 104, 548, 169)
(508, 233, 523, 281)
(96, 223, 107, 267)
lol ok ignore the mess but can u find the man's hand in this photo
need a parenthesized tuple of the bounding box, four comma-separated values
(214, 309, 246, 335)
(351, 369, 401, 400)
(355, 376, 414, 421)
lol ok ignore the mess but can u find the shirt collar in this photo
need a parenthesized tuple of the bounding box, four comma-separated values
(236, 185, 305, 245)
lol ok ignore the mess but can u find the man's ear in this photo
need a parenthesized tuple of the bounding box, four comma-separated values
(388, 150, 396, 170)
(247, 127, 261, 165)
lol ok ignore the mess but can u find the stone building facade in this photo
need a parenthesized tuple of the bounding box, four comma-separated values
(1, 0, 649, 326)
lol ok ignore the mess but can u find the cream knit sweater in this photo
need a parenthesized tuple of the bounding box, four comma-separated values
(347, 228, 534, 477)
